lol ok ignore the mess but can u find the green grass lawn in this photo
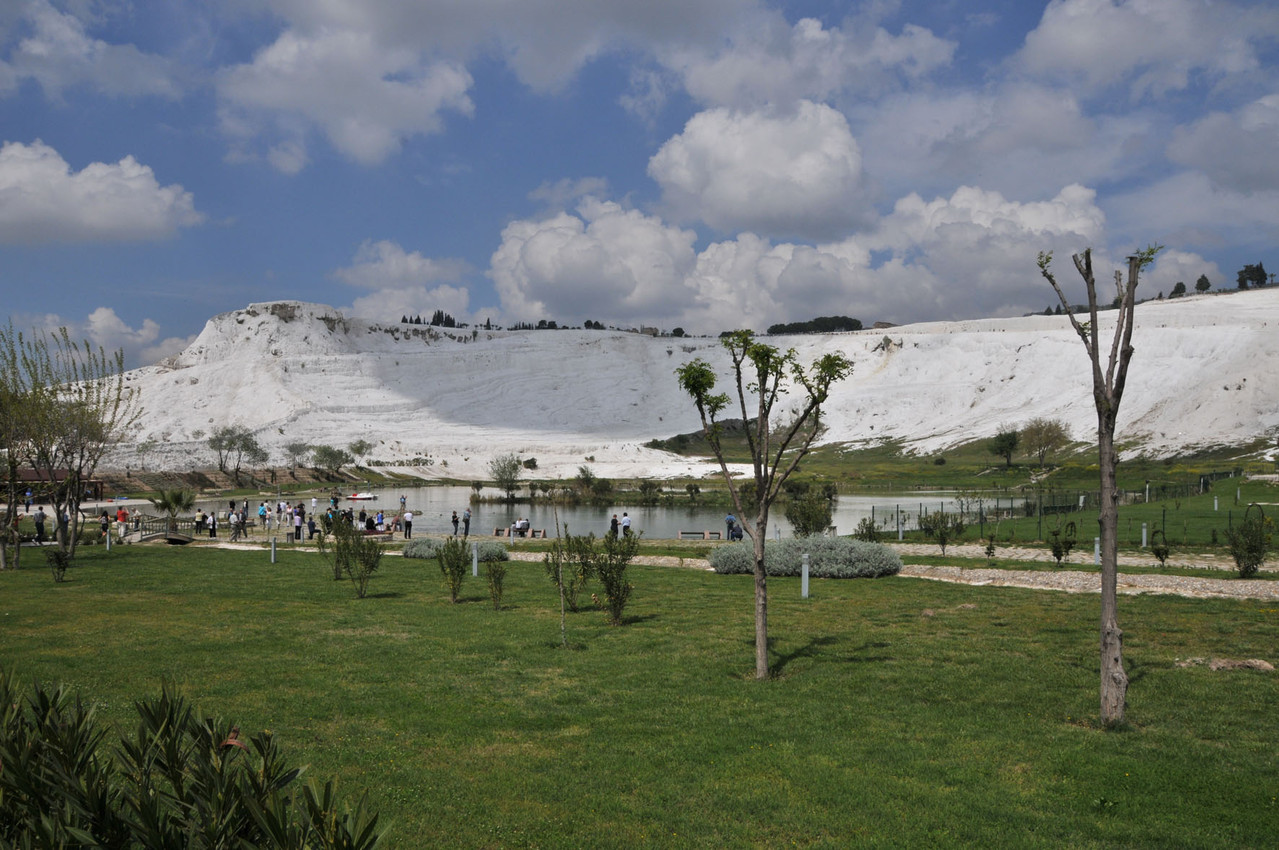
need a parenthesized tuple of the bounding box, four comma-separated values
(4, 545, 1277, 848)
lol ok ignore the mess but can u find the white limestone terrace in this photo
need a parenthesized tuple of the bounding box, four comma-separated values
(111, 290, 1279, 480)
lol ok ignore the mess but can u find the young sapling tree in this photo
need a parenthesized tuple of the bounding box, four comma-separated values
(677, 331, 851, 678)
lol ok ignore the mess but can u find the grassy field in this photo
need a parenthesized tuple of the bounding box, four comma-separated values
(4, 545, 1277, 848)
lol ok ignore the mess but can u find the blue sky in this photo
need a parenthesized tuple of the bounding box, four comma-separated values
(2, 0, 1277, 366)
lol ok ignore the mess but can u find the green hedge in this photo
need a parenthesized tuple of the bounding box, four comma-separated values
(708, 537, 902, 578)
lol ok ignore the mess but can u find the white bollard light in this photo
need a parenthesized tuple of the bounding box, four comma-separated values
(472, 541, 479, 577)
(1141, 523, 1147, 548)
(1094, 537, 1100, 565)
(801, 553, 810, 599)
(271, 537, 277, 563)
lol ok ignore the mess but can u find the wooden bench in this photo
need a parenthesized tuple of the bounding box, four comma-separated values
(678, 530, 722, 540)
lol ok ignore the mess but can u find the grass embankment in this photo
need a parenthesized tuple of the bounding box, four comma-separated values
(4, 546, 1276, 848)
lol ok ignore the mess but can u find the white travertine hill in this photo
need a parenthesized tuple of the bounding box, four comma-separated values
(113, 291, 1279, 479)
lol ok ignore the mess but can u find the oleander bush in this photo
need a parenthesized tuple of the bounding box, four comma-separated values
(708, 537, 902, 578)
(0, 671, 382, 850)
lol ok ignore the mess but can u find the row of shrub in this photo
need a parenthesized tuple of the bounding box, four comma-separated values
(402, 538, 510, 563)
(708, 537, 902, 578)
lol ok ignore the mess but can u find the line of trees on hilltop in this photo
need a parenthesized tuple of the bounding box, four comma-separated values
(766, 316, 863, 335)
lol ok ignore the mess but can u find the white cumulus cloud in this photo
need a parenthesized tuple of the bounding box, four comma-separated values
(1167, 94, 1279, 193)
(1016, 0, 1279, 99)
(662, 14, 955, 109)
(218, 27, 474, 169)
(0, 140, 202, 244)
(0, 0, 181, 100)
(489, 197, 699, 324)
(334, 239, 471, 289)
(649, 100, 873, 240)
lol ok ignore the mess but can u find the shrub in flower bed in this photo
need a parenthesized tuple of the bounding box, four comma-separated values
(403, 538, 509, 562)
(708, 537, 901, 578)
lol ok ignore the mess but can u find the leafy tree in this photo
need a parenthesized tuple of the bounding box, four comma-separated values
(489, 453, 523, 501)
(437, 536, 468, 603)
(546, 527, 597, 612)
(1169, 281, 1186, 298)
(1195, 274, 1211, 292)
(767, 316, 863, 335)
(596, 529, 641, 626)
(988, 428, 1019, 467)
(575, 465, 597, 494)
(1225, 504, 1270, 578)
(284, 441, 312, 470)
(348, 439, 373, 463)
(784, 488, 834, 537)
(1021, 417, 1070, 468)
(312, 444, 354, 477)
(1039, 243, 1161, 727)
(677, 330, 852, 679)
(1236, 262, 1267, 290)
(671, 327, 686, 337)
(918, 509, 965, 555)
(207, 425, 266, 483)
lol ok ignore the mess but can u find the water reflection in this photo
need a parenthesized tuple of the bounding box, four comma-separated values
(200, 485, 1024, 540)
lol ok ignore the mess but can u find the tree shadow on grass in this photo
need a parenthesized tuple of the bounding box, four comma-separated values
(364, 591, 402, 599)
(768, 635, 839, 675)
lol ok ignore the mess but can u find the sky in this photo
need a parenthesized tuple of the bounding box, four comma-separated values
(1, 0, 1277, 368)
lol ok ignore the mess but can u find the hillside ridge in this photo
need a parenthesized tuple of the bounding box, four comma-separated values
(112, 291, 1279, 479)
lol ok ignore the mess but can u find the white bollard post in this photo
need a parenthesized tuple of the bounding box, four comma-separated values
(1094, 537, 1100, 565)
(106, 531, 111, 552)
(472, 541, 479, 577)
(801, 553, 810, 599)
(1141, 523, 1147, 548)
(271, 537, 277, 563)
(1214, 496, 1218, 511)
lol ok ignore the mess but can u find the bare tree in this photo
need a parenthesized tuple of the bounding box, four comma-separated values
(10, 328, 140, 557)
(1021, 417, 1071, 468)
(1038, 245, 1160, 726)
(677, 331, 852, 679)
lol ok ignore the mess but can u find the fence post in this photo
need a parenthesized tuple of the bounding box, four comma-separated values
(897, 505, 902, 541)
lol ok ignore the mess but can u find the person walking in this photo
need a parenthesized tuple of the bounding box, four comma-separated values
(294, 507, 303, 542)
(208, 511, 217, 538)
(462, 508, 471, 537)
(621, 512, 632, 537)
(33, 506, 46, 543)
(451, 511, 460, 536)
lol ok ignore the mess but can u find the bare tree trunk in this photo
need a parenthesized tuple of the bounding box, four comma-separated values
(1097, 426, 1128, 725)
(753, 517, 769, 679)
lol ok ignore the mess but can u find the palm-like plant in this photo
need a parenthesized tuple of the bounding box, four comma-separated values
(147, 488, 195, 534)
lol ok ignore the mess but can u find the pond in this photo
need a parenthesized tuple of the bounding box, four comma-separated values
(204, 486, 1026, 540)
